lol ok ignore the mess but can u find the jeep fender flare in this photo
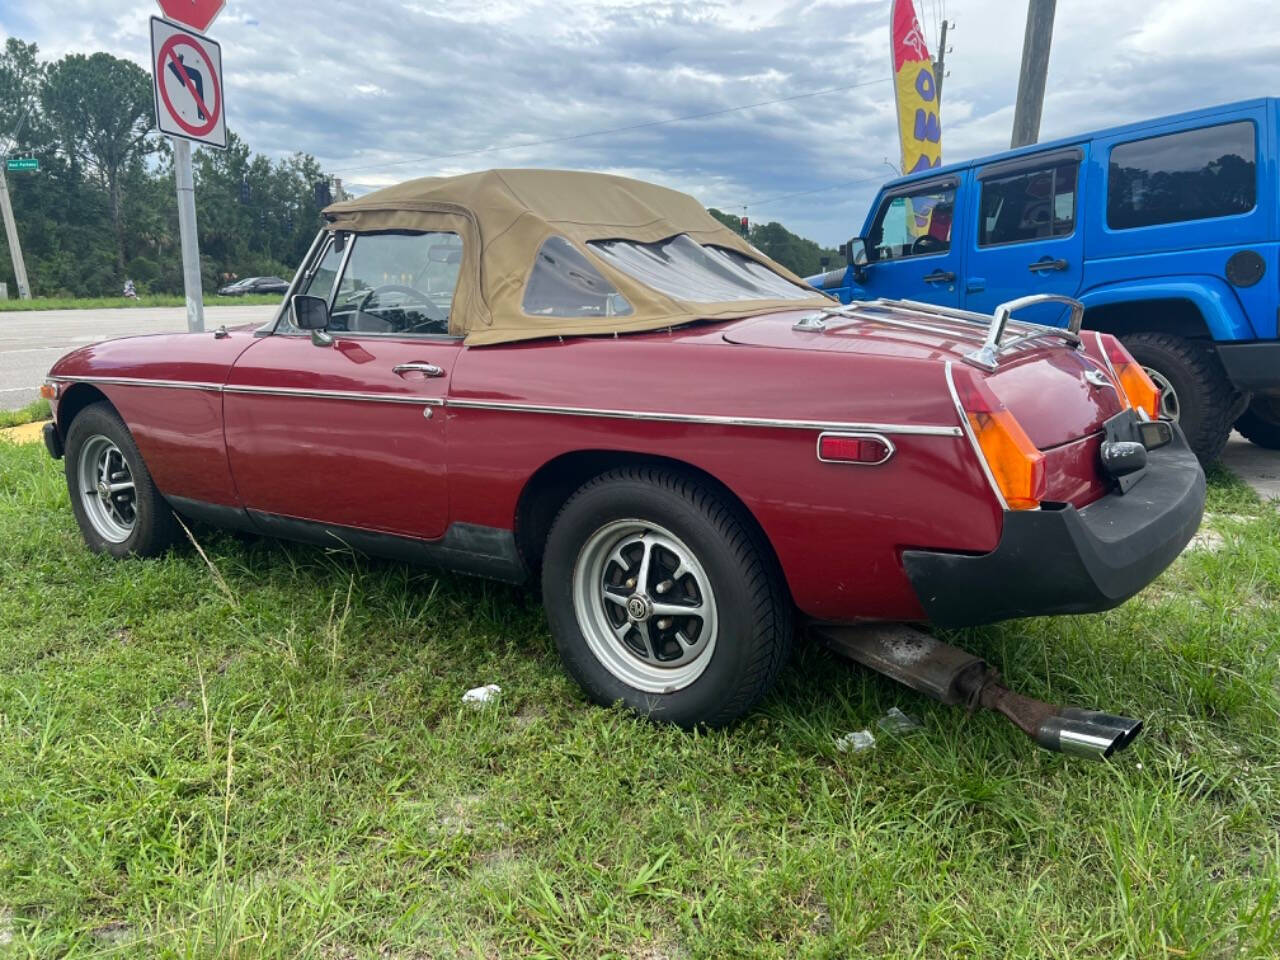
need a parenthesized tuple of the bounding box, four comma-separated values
(1077, 277, 1253, 342)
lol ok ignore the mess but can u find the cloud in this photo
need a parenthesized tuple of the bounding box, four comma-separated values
(3, 0, 1278, 244)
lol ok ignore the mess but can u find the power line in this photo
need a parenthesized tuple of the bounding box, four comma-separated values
(331, 76, 890, 176)
(742, 174, 886, 210)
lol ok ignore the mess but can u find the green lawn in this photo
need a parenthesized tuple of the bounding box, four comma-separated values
(0, 294, 283, 312)
(0, 398, 51, 429)
(0, 442, 1277, 958)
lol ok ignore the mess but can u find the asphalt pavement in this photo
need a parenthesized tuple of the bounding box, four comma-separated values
(0, 304, 277, 409)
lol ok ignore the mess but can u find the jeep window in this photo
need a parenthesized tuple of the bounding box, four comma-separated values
(523, 236, 634, 317)
(979, 162, 1077, 246)
(1107, 121, 1256, 230)
(866, 185, 956, 261)
(589, 234, 814, 302)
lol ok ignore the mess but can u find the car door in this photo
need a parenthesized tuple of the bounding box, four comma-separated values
(850, 175, 963, 307)
(224, 230, 467, 540)
(963, 147, 1085, 326)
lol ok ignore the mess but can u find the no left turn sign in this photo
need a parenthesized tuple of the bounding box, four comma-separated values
(150, 16, 226, 149)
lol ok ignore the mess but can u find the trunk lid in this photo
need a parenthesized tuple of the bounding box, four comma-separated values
(722, 308, 1126, 450)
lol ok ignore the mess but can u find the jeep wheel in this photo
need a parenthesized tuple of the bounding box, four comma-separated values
(541, 466, 791, 728)
(1235, 396, 1280, 450)
(1120, 333, 1244, 464)
(64, 402, 180, 558)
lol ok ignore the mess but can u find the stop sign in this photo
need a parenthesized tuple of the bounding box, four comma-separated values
(155, 0, 225, 33)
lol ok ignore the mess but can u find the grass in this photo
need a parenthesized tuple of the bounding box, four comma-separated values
(0, 294, 283, 312)
(0, 443, 1277, 958)
(0, 399, 51, 429)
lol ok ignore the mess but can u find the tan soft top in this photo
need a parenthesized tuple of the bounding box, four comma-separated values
(323, 168, 832, 345)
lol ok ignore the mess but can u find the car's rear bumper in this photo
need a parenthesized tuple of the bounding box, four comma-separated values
(902, 427, 1205, 628)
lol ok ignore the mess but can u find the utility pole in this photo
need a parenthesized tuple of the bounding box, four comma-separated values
(1011, 0, 1056, 148)
(934, 19, 950, 107)
(173, 138, 204, 332)
(0, 165, 32, 300)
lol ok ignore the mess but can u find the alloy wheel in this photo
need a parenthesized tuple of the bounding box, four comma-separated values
(571, 519, 719, 693)
(76, 434, 137, 543)
(1142, 365, 1180, 421)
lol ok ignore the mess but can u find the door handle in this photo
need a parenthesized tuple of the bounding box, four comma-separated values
(923, 270, 956, 284)
(1028, 258, 1069, 272)
(966, 278, 986, 293)
(393, 362, 445, 378)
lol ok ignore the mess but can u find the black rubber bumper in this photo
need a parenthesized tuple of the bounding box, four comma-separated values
(903, 428, 1205, 628)
(1217, 340, 1280, 393)
(43, 422, 63, 460)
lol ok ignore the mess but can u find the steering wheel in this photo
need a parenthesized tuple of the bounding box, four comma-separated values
(911, 234, 947, 254)
(355, 284, 448, 331)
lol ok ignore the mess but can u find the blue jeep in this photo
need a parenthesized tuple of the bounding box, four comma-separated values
(808, 98, 1280, 462)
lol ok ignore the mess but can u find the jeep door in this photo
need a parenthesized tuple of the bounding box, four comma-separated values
(852, 175, 964, 307)
(963, 147, 1085, 327)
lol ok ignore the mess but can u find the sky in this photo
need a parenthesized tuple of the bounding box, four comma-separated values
(3, 0, 1279, 246)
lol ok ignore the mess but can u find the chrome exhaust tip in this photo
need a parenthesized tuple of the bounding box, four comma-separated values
(1035, 711, 1143, 759)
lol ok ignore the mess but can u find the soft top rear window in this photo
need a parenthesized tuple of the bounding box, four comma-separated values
(590, 235, 814, 303)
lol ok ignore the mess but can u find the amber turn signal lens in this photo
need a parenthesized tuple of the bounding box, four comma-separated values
(39, 383, 57, 400)
(1101, 335, 1161, 420)
(952, 368, 1046, 511)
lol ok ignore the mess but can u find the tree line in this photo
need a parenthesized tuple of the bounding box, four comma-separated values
(0, 36, 841, 300)
(0, 38, 329, 298)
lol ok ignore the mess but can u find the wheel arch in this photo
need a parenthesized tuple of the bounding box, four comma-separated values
(55, 383, 114, 437)
(514, 449, 789, 599)
(1079, 278, 1253, 341)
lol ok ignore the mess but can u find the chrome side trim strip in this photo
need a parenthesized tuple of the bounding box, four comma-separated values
(447, 397, 962, 437)
(52, 375, 222, 392)
(944, 361, 1010, 510)
(222, 384, 445, 406)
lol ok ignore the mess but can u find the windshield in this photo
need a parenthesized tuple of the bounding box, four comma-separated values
(589, 234, 813, 303)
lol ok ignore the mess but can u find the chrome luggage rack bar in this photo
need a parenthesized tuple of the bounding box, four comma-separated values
(797, 293, 1086, 372)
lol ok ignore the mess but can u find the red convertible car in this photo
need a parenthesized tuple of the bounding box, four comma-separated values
(42, 170, 1204, 751)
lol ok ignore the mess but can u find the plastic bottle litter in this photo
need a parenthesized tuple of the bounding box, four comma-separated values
(877, 706, 923, 735)
(462, 684, 501, 706)
(835, 729, 876, 753)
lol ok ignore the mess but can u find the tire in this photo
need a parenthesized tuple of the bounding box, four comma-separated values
(541, 466, 791, 728)
(64, 402, 180, 558)
(1235, 396, 1280, 450)
(1120, 333, 1243, 464)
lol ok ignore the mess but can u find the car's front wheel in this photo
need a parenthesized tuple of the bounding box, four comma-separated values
(64, 402, 180, 558)
(541, 466, 791, 728)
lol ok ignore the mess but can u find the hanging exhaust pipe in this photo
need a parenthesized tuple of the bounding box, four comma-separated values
(813, 624, 1142, 759)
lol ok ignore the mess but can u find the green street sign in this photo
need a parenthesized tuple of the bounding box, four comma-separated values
(6, 157, 38, 172)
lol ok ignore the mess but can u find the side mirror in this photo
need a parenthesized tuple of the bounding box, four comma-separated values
(841, 237, 870, 284)
(290, 294, 333, 347)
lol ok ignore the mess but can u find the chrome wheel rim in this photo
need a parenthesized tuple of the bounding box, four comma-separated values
(571, 519, 719, 693)
(77, 435, 137, 542)
(1143, 365, 1180, 421)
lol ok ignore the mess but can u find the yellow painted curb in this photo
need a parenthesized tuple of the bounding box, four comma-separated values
(0, 420, 47, 445)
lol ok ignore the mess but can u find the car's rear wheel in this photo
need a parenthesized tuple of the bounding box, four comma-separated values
(1234, 396, 1280, 450)
(64, 403, 179, 558)
(1120, 333, 1244, 464)
(541, 466, 791, 728)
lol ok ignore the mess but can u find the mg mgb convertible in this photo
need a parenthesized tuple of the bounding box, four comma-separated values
(42, 170, 1205, 755)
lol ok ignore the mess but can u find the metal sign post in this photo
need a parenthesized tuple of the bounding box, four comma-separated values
(0, 163, 31, 300)
(150, 15, 226, 332)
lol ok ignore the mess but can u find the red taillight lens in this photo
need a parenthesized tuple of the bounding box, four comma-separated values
(951, 367, 1046, 510)
(818, 434, 893, 464)
(1101, 335, 1161, 419)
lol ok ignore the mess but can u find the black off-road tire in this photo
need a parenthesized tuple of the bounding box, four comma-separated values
(63, 402, 180, 558)
(541, 466, 792, 728)
(1235, 396, 1280, 450)
(1120, 333, 1243, 464)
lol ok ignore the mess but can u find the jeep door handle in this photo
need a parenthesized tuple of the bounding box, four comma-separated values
(393, 362, 445, 378)
(923, 270, 956, 284)
(1028, 258, 1069, 272)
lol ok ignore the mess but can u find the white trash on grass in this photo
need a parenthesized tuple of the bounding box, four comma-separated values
(835, 729, 876, 753)
(462, 684, 502, 706)
(877, 706, 923, 735)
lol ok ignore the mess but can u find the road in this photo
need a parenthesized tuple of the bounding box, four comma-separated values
(0, 305, 277, 410)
